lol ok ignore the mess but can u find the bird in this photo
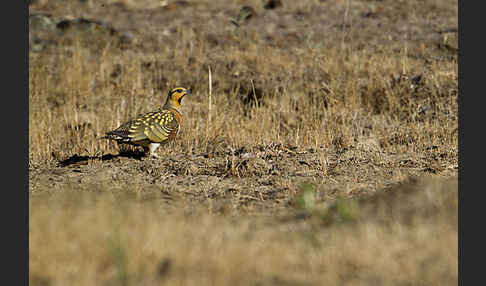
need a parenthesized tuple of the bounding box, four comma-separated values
(103, 87, 190, 158)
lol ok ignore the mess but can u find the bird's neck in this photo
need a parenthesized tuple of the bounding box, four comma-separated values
(163, 102, 181, 113)
(162, 104, 183, 123)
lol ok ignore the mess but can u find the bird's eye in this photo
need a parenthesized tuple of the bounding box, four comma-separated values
(176, 89, 183, 93)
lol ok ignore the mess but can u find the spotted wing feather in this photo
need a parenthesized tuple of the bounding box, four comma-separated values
(105, 110, 180, 145)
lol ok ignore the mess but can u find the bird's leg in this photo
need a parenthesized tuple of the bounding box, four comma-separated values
(147, 143, 161, 158)
(149, 152, 160, 158)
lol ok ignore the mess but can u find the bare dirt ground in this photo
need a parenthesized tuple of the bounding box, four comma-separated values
(29, 0, 458, 285)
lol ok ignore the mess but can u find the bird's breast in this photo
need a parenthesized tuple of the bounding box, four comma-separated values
(170, 108, 183, 125)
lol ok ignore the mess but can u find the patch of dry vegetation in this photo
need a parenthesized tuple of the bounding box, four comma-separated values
(29, 0, 458, 285)
(30, 177, 457, 286)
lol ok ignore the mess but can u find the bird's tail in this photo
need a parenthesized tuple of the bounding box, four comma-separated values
(101, 130, 129, 141)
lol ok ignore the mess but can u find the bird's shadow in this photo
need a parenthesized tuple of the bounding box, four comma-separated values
(57, 150, 145, 167)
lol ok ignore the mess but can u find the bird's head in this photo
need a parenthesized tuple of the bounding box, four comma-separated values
(165, 87, 190, 110)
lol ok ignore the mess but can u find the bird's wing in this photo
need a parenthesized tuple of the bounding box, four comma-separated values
(105, 110, 180, 143)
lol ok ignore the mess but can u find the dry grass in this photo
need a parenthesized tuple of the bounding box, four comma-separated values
(30, 177, 457, 286)
(29, 0, 458, 285)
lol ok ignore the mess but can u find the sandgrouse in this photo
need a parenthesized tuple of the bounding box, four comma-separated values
(103, 87, 189, 158)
